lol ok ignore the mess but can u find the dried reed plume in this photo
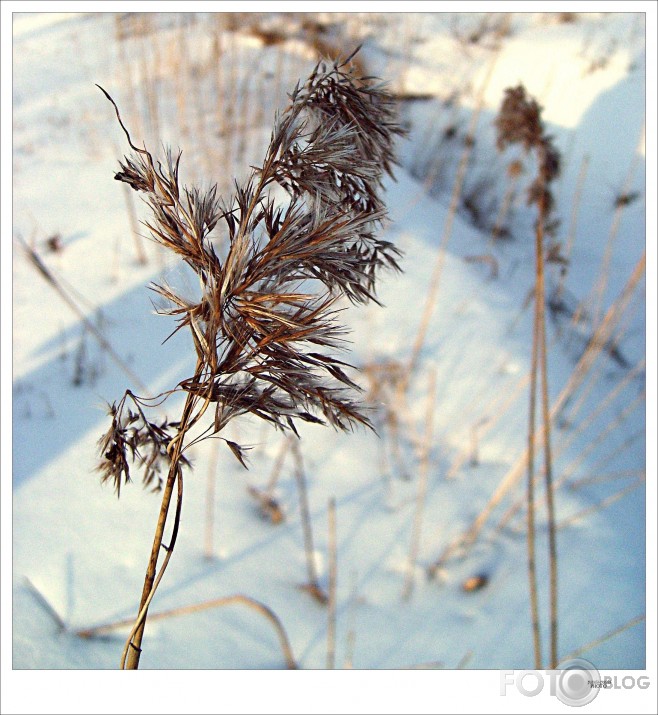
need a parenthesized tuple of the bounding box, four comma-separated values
(96, 49, 404, 669)
(496, 84, 560, 669)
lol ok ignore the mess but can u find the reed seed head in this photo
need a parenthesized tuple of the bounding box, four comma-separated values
(97, 50, 405, 492)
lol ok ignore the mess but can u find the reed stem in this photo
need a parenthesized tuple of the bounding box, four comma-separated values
(123, 368, 200, 669)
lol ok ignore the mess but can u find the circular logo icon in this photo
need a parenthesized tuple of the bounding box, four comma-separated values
(556, 658, 601, 707)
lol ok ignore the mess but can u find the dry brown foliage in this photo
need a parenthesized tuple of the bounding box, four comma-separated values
(97, 51, 405, 494)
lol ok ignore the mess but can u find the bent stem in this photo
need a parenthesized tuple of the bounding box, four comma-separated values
(80, 593, 297, 670)
(123, 367, 202, 669)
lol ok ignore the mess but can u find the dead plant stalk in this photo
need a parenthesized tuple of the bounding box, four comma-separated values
(77, 593, 297, 669)
(428, 193, 645, 587)
(17, 235, 148, 394)
(490, 86, 562, 668)
(403, 15, 510, 383)
(96, 52, 404, 668)
(495, 361, 645, 533)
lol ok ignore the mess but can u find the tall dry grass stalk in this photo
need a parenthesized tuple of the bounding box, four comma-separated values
(493, 358, 645, 534)
(497, 417, 644, 542)
(589, 122, 644, 326)
(404, 43, 503, 383)
(18, 235, 148, 394)
(496, 84, 561, 668)
(557, 287, 640, 428)
(23, 578, 67, 633)
(569, 468, 645, 490)
(555, 390, 644, 486)
(96, 50, 404, 668)
(579, 429, 644, 482)
(560, 614, 645, 662)
(557, 477, 644, 531)
(427, 155, 644, 673)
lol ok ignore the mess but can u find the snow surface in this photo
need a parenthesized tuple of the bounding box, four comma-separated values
(3, 4, 656, 715)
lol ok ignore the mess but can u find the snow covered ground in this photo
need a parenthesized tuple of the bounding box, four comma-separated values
(3, 4, 656, 714)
